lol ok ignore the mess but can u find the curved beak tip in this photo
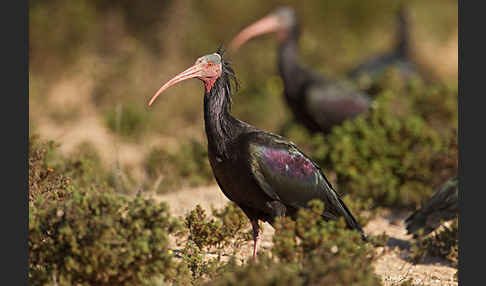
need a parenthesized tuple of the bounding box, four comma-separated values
(147, 63, 202, 107)
(229, 15, 281, 53)
(148, 95, 158, 107)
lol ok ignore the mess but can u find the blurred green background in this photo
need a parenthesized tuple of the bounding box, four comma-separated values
(29, 0, 458, 195)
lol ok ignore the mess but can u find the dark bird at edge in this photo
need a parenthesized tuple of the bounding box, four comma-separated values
(148, 48, 366, 259)
(405, 176, 459, 237)
(228, 7, 371, 135)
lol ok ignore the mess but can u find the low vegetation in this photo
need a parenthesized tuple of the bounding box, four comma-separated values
(143, 138, 214, 193)
(29, 136, 189, 286)
(208, 200, 383, 286)
(29, 136, 384, 285)
(29, 73, 458, 285)
(29, 0, 458, 284)
(104, 104, 149, 140)
(29, 76, 458, 285)
(174, 203, 253, 283)
(29, 135, 71, 205)
(283, 76, 458, 209)
(409, 218, 458, 266)
(29, 190, 188, 286)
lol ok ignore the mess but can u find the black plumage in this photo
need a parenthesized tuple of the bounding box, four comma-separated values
(405, 176, 459, 237)
(149, 49, 365, 258)
(229, 7, 371, 134)
(347, 5, 419, 93)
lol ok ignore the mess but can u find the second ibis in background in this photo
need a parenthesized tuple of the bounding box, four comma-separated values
(229, 7, 371, 134)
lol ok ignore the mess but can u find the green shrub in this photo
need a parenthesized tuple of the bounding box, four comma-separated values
(174, 139, 214, 187)
(206, 255, 303, 286)
(143, 146, 176, 193)
(30, 134, 135, 200)
(144, 139, 214, 193)
(341, 196, 378, 228)
(353, 65, 416, 97)
(29, 189, 189, 286)
(46, 141, 112, 190)
(208, 200, 381, 286)
(272, 200, 371, 261)
(184, 204, 252, 252)
(29, 135, 191, 285)
(408, 80, 458, 127)
(29, 135, 72, 206)
(176, 203, 252, 283)
(104, 104, 149, 139)
(284, 79, 457, 209)
(409, 218, 458, 266)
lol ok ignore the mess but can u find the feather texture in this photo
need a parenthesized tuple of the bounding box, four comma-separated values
(405, 176, 459, 237)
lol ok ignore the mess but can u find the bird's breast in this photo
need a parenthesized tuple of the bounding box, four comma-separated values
(208, 148, 271, 210)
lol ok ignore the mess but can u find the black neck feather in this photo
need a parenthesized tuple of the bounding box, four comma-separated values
(203, 61, 240, 159)
(396, 7, 410, 58)
(277, 24, 312, 98)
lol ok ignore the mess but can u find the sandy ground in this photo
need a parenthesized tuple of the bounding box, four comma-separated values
(150, 185, 458, 286)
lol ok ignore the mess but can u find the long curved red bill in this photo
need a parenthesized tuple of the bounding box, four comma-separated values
(148, 64, 204, 106)
(228, 15, 281, 54)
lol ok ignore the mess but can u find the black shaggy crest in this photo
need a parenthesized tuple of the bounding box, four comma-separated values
(215, 45, 240, 110)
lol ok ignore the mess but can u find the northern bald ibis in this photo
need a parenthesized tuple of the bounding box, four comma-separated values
(405, 176, 458, 237)
(228, 7, 371, 134)
(348, 5, 419, 94)
(148, 48, 366, 259)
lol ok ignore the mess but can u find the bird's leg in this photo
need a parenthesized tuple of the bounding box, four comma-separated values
(250, 219, 260, 260)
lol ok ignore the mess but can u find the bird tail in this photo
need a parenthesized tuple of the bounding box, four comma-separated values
(321, 194, 367, 241)
(405, 176, 459, 237)
(405, 210, 427, 236)
(337, 197, 368, 241)
(320, 178, 367, 241)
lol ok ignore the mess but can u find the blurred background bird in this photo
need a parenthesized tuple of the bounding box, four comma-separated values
(347, 3, 421, 95)
(229, 7, 372, 135)
(405, 176, 459, 237)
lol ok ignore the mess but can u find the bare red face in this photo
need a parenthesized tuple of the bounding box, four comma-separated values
(148, 54, 222, 106)
(195, 56, 223, 92)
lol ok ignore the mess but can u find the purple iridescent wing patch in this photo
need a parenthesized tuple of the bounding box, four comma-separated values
(250, 143, 326, 207)
(259, 146, 317, 181)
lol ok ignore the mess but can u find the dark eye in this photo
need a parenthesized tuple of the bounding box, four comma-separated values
(207, 62, 214, 66)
